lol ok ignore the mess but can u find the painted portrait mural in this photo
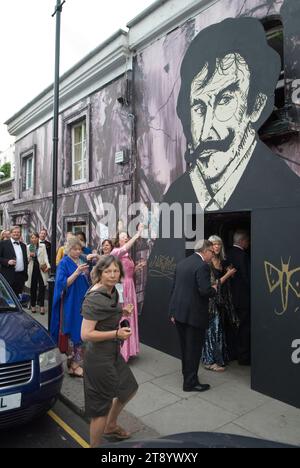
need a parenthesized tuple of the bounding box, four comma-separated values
(138, 1, 300, 407)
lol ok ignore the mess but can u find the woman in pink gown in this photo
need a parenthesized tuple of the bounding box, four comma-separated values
(111, 225, 145, 362)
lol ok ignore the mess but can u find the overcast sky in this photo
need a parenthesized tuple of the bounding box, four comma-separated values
(0, 0, 154, 152)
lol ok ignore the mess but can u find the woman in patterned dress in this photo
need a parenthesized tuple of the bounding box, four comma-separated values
(202, 235, 237, 372)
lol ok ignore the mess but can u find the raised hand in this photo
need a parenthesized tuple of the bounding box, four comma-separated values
(123, 303, 134, 316)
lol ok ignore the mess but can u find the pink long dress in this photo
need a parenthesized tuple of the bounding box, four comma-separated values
(111, 246, 140, 362)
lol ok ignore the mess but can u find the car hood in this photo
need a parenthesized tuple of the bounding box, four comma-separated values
(0, 311, 56, 364)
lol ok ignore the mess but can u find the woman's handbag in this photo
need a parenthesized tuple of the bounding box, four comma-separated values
(58, 294, 68, 353)
(40, 263, 48, 273)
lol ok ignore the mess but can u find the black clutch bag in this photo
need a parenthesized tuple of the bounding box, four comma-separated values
(120, 319, 130, 328)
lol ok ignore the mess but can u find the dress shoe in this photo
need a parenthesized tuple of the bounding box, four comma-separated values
(183, 383, 210, 392)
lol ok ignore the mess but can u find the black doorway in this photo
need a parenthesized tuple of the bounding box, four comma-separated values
(204, 211, 251, 366)
(185, 211, 251, 257)
(205, 211, 251, 253)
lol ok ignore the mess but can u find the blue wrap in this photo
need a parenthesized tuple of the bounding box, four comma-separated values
(50, 256, 89, 345)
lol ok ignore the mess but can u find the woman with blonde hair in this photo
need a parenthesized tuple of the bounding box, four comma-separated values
(202, 235, 237, 372)
(51, 238, 90, 377)
(56, 231, 75, 265)
(0, 230, 10, 241)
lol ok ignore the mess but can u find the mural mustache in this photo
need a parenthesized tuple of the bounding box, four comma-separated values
(186, 128, 235, 165)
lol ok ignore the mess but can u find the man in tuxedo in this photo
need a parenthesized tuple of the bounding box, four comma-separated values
(0, 226, 28, 296)
(227, 231, 250, 365)
(169, 240, 216, 392)
(39, 228, 51, 263)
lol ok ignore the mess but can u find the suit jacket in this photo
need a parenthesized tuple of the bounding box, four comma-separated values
(169, 253, 216, 329)
(227, 246, 250, 309)
(0, 239, 28, 283)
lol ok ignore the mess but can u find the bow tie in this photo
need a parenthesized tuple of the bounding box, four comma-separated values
(13, 241, 20, 245)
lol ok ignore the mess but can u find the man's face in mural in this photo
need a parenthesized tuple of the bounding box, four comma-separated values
(190, 53, 265, 183)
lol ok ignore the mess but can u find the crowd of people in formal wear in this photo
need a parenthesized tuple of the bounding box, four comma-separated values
(0, 226, 50, 312)
(0, 224, 145, 369)
(0, 224, 250, 446)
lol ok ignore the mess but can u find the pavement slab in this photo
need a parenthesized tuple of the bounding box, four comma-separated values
(232, 399, 300, 446)
(198, 381, 271, 416)
(126, 381, 181, 418)
(213, 422, 261, 439)
(140, 397, 237, 436)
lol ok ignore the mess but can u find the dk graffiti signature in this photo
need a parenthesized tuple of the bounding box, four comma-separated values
(149, 255, 176, 280)
(264, 258, 300, 315)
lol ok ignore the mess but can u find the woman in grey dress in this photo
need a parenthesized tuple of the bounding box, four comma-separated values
(81, 255, 138, 448)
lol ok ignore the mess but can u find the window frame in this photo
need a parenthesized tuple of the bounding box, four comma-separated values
(63, 213, 91, 245)
(71, 120, 87, 185)
(25, 155, 34, 190)
(62, 105, 91, 188)
(20, 146, 36, 196)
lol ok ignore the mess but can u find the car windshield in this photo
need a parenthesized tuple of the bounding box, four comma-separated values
(0, 281, 18, 312)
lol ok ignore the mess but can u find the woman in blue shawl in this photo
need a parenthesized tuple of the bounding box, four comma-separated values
(51, 238, 89, 377)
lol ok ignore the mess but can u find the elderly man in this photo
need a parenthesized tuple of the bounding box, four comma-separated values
(169, 240, 216, 391)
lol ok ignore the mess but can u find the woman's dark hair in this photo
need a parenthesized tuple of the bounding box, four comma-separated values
(91, 255, 124, 285)
(101, 239, 114, 253)
(76, 231, 87, 244)
(30, 232, 40, 239)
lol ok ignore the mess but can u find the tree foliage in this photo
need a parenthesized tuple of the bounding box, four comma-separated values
(0, 162, 11, 179)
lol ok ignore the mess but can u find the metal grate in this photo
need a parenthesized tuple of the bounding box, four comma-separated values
(0, 361, 32, 389)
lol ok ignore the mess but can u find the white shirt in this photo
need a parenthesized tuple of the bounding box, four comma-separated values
(10, 238, 24, 272)
(233, 244, 244, 251)
(196, 252, 205, 262)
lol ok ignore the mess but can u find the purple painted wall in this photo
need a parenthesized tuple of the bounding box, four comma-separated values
(11, 77, 133, 246)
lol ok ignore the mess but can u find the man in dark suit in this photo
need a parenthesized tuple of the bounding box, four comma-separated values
(227, 231, 250, 365)
(0, 226, 28, 296)
(39, 228, 51, 263)
(169, 240, 216, 392)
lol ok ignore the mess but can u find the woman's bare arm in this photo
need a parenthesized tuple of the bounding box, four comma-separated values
(81, 318, 131, 342)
